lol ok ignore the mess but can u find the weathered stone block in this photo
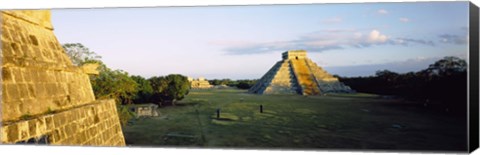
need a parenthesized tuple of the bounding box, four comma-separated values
(35, 118, 47, 134)
(17, 121, 29, 141)
(5, 125, 19, 142)
(28, 120, 37, 138)
(26, 84, 36, 98)
(0, 126, 7, 142)
(5, 84, 20, 101)
(17, 84, 29, 98)
(2, 68, 14, 83)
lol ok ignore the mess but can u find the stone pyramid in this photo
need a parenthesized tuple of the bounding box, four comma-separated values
(188, 77, 213, 89)
(249, 50, 353, 95)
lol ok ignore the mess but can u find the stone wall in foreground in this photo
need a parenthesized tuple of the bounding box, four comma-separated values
(1, 10, 96, 122)
(1, 10, 126, 146)
(1, 100, 125, 146)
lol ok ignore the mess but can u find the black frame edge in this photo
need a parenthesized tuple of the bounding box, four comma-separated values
(469, 1, 479, 153)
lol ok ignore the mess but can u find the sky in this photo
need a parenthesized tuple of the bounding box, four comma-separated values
(50, 2, 469, 79)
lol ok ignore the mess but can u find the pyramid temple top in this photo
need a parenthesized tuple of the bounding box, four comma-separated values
(282, 50, 307, 60)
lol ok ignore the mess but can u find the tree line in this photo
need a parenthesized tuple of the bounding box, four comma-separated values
(63, 43, 260, 107)
(63, 43, 191, 106)
(63, 43, 191, 125)
(338, 56, 467, 114)
(208, 79, 258, 89)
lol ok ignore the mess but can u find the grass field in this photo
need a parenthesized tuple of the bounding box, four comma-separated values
(122, 89, 467, 151)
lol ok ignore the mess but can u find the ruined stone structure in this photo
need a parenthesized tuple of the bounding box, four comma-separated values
(129, 104, 159, 118)
(188, 77, 212, 89)
(249, 50, 353, 95)
(0, 10, 125, 146)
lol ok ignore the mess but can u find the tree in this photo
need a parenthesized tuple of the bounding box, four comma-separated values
(62, 43, 102, 66)
(208, 79, 220, 85)
(63, 43, 137, 126)
(236, 79, 258, 89)
(375, 70, 399, 83)
(424, 56, 467, 77)
(89, 65, 138, 126)
(149, 76, 168, 104)
(339, 56, 467, 114)
(63, 43, 138, 104)
(131, 75, 153, 104)
(208, 79, 232, 86)
(148, 74, 190, 106)
(164, 74, 191, 103)
(90, 67, 139, 105)
(422, 56, 467, 113)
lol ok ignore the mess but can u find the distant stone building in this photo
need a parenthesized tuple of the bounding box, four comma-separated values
(249, 50, 353, 95)
(0, 10, 125, 146)
(188, 77, 213, 89)
(129, 104, 159, 118)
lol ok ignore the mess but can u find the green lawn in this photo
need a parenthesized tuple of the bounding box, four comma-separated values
(122, 89, 467, 151)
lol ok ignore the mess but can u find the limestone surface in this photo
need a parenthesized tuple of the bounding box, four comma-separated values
(249, 50, 353, 95)
(188, 76, 213, 89)
(1, 10, 125, 146)
(129, 104, 159, 118)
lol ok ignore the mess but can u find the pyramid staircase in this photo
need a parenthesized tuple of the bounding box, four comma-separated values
(249, 60, 300, 94)
(249, 50, 353, 95)
(290, 59, 321, 95)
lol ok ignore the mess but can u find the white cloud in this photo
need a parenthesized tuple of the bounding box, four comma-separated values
(223, 29, 435, 55)
(353, 32, 363, 39)
(395, 37, 435, 46)
(377, 9, 388, 14)
(323, 28, 355, 33)
(399, 17, 410, 22)
(304, 40, 338, 46)
(439, 34, 468, 44)
(414, 56, 427, 61)
(394, 38, 405, 44)
(367, 30, 388, 43)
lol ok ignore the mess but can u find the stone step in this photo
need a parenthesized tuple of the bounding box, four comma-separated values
(249, 51, 353, 95)
(290, 59, 320, 95)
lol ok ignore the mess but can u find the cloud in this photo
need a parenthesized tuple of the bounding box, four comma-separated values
(322, 28, 356, 33)
(223, 40, 344, 55)
(377, 9, 389, 14)
(439, 34, 468, 45)
(220, 29, 436, 55)
(399, 17, 410, 22)
(437, 27, 468, 45)
(367, 30, 388, 43)
(394, 38, 435, 46)
(321, 17, 343, 24)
